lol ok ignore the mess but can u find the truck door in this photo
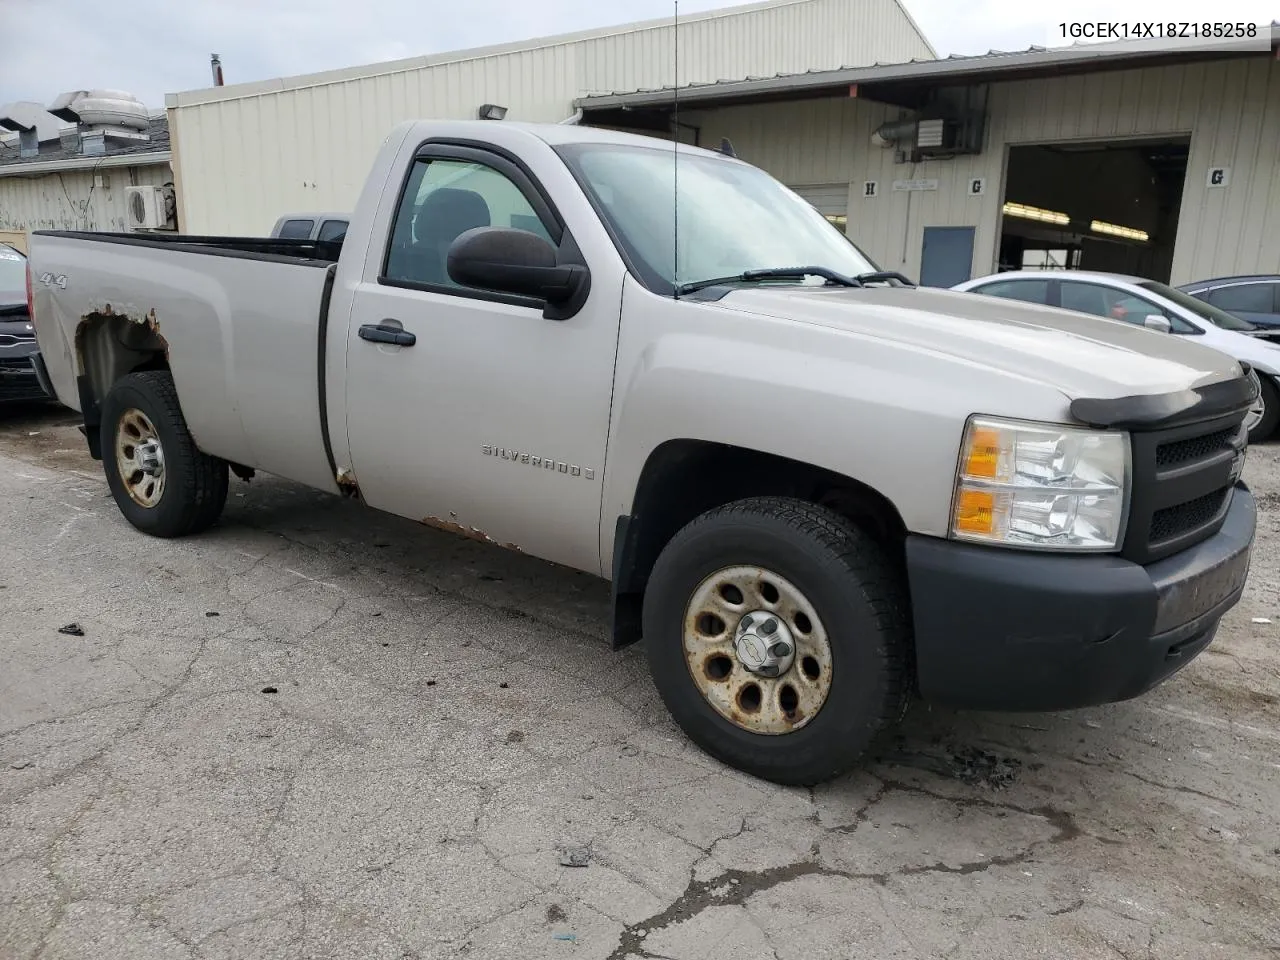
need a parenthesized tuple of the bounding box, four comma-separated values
(342, 144, 621, 574)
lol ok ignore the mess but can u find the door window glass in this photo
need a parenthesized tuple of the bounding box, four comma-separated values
(1208, 283, 1275, 314)
(971, 279, 1049, 304)
(384, 158, 553, 288)
(1059, 281, 1112, 317)
(1060, 281, 1197, 333)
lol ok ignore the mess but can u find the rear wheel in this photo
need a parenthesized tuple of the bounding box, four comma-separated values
(100, 371, 229, 537)
(642, 496, 912, 786)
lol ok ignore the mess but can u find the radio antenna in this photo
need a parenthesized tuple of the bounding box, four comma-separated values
(672, 0, 680, 299)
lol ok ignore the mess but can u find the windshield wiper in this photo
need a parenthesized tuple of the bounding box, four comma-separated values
(852, 271, 916, 287)
(675, 266, 860, 296)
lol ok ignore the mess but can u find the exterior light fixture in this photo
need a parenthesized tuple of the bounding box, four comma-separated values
(477, 104, 508, 121)
(1090, 220, 1149, 242)
(1002, 202, 1070, 226)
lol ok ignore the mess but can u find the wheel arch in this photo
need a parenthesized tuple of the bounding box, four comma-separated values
(74, 310, 171, 459)
(608, 438, 909, 649)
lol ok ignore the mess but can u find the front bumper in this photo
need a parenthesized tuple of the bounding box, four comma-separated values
(0, 356, 47, 402)
(905, 483, 1256, 712)
(1, 319, 47, 402)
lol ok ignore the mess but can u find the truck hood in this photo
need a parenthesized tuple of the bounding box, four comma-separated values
(710, 285, 1242, 398)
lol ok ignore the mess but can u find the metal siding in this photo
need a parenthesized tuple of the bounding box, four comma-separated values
(576, 0, 931, 96)
(0, 162, 172, 233)
(170, 0, 932, 234)
(697, 57, 1280, 285)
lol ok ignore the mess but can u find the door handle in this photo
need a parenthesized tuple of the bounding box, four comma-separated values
(358, 322, 416, 347)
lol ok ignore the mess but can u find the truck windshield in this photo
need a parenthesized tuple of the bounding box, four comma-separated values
(555, 142, 877, 295)
(1138, 280, 1258, 332)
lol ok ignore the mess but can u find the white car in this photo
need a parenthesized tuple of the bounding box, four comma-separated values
(952, 270, 1280, 442)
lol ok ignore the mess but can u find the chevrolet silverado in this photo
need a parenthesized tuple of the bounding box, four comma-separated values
(27, 120, 1257, 784)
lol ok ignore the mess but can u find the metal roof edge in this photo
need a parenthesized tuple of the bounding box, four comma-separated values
(0, 151, 171, 178)
(164, 0, 819, 109)
(575, 26, 1280, 110)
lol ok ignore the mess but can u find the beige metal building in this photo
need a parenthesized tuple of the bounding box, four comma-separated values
(163, 4, 1278, 287)
(578, 31, 1280, 285)
(163, 0, 935, 234)
(0, 104, 174, 247)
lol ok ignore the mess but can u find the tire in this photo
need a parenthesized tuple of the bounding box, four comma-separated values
(642, 496, 912, 786)
(100, 371, 229, 537)
(1247, 375, 1280, 444)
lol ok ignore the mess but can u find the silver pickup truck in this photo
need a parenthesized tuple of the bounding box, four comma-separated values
(28, 120, 1258, 785)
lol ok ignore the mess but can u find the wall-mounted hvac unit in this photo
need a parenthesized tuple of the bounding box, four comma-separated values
(125, 185, 174, 231)
(871, 85, 989, 164)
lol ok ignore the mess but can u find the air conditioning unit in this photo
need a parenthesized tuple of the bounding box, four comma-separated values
(125, 185, 170, 230)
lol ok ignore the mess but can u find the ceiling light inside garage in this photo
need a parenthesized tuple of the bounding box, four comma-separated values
(1090, 220, 1149, 242)
(1002, 202, 1070, 225)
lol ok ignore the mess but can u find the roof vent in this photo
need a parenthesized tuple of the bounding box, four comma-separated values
(47, 90, 151, 154)
(0, 101, 65, 158)
(0, 118, 39, 158)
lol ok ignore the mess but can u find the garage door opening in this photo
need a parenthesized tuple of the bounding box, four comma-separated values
(997, 138, 1189, 283)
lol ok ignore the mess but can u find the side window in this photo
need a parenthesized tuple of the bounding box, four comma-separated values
(317, 219, 348, 243)
(384, 157, 554, 289)
(972, 279, 1050, 304)
(1208, 283, 1275, 314)
(1059, 281, 1114, 317)
(1061, 282, 1197, 333)
(278, 219, 314, 239)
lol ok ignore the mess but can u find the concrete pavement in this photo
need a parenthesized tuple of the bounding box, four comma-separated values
(2, 403, 1279, 960)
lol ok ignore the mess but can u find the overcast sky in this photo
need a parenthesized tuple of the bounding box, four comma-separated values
(0, 0, 1273, 110)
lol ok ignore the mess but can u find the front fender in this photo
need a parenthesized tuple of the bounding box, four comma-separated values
(598, 281, 1075, 578)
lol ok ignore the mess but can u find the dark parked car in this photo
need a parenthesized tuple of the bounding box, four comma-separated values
(0, 244, 51, 403)
(1178, 275, 1280, 329)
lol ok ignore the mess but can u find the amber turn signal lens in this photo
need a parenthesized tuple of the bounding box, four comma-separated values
(963, 427, 1002, 479)
(954, 488, 995, 534)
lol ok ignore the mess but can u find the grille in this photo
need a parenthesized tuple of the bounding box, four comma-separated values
(1122, 409, 1247, 564)
(1155, 427, 1236, 468)
(1149, 488, 1230, 544)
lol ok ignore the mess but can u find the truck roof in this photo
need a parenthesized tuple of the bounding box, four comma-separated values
(407, 118, 734, 159)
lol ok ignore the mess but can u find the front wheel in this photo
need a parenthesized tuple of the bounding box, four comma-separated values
(1246, 373, 1279, 444)
(100, 371, 229, 537)
(642, 497, 912, 786)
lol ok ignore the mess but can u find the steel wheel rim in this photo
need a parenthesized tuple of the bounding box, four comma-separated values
(682, 565, 834, 735)
(1245, 374, 1266, 432)
(115, 408, 166, 508)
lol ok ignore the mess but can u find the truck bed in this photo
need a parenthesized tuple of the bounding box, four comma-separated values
(38, 230, 345, 264)
(29, 230, 343, 494)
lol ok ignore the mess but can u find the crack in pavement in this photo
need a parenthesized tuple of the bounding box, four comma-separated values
(22, 630, 221, 956)
(604, 776, 1091, 960)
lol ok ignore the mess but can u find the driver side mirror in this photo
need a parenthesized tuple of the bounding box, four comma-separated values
(1142, 314, 1172, 333)
(447, 226, 589, 319)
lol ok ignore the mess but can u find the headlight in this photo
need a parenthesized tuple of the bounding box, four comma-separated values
(950, 416, 1130, 551)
